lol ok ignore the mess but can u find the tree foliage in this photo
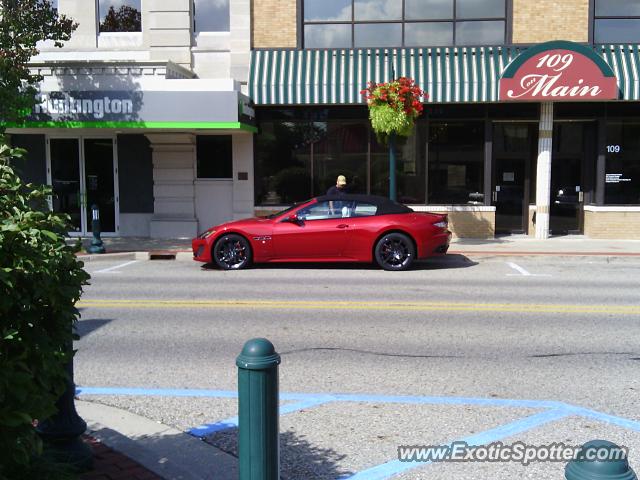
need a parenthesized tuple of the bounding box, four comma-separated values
(99, 5, 141, 33)
(0, 142, 89, 479)
(0, 0, 76, 131)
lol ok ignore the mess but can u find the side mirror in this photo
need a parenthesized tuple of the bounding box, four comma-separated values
(288, 213, 302, 224)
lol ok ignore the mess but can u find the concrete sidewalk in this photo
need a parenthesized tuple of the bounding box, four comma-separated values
(77, 400, 238, 480)
(75, 235, 640, 261)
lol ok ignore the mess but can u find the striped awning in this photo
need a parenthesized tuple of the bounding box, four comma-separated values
(249, 45, 640, 105)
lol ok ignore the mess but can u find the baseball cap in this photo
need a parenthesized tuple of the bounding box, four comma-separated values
(337, 175, 347, 186)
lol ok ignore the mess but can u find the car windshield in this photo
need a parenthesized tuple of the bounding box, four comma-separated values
(265, 200, 311, 219)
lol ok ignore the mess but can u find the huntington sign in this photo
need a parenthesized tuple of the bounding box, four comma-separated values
(499, 41, 618, 101)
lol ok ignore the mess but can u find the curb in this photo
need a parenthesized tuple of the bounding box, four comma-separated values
(76, 400, 238, 480)
(77, 252, 148, 262)
(77, 252, 193, 262)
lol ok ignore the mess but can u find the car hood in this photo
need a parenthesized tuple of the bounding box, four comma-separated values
(213, 217, 273, 230)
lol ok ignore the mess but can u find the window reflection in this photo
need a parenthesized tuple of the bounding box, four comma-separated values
(595, 0, 640, 17)
(456, 20, 504, 45)
(428, 122, 484, 204)
(303, 0, 506, 47)
(194, 0, 230, 32)
(354, 0, 402, 20)
(405, 0, 453, 20)
(98, 0, 141, 32)
(305, 24, 351, 48)
(354, 23, 402, 47)
(594, 19, 640, 44)
(456, 0, 505, 19)
(405, 22, 453, 46)
(314, 122, 368, 195)
(304, 0, 351, 21)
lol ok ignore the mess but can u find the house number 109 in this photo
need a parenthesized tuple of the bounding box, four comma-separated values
(606, 145, 621, 153)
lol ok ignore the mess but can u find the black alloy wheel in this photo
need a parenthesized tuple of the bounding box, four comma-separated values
(374, 233, 415, 271)
(213, 234, 252, 270)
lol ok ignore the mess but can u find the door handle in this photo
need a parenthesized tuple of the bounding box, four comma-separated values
(337, 224, 349, 229)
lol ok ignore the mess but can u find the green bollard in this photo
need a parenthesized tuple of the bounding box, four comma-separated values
(236, 338, 281, 480)
(565, 440, 637, 480)
(87, 204, 105, 254)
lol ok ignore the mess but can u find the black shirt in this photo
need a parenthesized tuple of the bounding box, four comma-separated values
(326, 185, 348, 196)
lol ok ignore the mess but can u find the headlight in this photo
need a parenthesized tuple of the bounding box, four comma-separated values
(199, 229, 216, 239)
(558, 189, 564, 195)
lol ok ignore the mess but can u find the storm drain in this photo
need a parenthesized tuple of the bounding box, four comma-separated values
(148, 250, 176, 260)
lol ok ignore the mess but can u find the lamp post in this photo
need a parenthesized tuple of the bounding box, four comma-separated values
(389, 132, 397, 201)
(36, 356, 93, 471)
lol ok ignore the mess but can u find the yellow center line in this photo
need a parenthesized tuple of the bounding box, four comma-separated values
(76, 299, 640, 315)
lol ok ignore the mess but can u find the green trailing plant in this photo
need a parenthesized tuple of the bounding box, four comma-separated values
(361, 77, 426, 145)
(0, 141, 89, 479)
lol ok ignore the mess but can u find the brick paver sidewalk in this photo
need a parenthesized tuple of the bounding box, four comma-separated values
(80, 435, 162, 480)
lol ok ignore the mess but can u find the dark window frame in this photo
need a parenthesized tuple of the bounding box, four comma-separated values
(196, 135, 233, 179)
(299, 0, 512, 49)
(589, 0, 640, 44)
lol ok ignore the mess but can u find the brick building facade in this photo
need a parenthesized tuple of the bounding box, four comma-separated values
(249, 0, 640, 239)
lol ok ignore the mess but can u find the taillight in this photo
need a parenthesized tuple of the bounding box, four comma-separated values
(433, 217, 448, 229)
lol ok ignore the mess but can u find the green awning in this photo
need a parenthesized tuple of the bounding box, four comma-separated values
(249, 45, 640, 105)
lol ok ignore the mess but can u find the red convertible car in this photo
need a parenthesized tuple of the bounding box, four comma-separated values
(192, 194, 451, 271)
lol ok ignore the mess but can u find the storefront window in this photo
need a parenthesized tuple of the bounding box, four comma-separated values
(604, 121, 640, 205)
(594, 0, 640, 43)
(196, 136, 232, 179)
(427, 121, 484, 204)
(370, 132, 425, 203)
(194, 0, 230, 33)
(255, 121, 314, 204)
(98, 0, 141, 32)
(302, 0, 507, 48)
(313, 122, 368, 195)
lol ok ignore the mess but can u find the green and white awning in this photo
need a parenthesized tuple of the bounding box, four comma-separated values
(249, 45, 640, 105)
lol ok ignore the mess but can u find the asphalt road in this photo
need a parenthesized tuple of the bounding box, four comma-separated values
(74, 254, 640, 479)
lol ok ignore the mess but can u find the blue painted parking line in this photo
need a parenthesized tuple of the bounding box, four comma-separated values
(189, 397, 333, 438)
(340, 408, 572, 480)
(568, 406, 640, 432)
(77, 385, 640, 480)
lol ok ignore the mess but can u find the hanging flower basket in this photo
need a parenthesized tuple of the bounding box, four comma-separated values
(360, 77, 426, 145)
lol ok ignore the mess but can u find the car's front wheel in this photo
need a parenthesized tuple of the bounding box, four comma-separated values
(374, 233, 415, 271)
(213, 234, 252, 270)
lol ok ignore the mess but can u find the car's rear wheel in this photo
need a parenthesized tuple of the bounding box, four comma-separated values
(213, 234, 252, 270)
(374, 233, 415, 271)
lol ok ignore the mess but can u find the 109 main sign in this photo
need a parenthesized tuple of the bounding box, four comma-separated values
(499, 41, 618, 101)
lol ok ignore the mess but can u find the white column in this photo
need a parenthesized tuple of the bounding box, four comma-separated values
(232, 134, 255, 220)
(146, 133, 198, 238)
(58, 0, 98, 49)
(535, 102, 554, 239)
(147, 0, 192, 68)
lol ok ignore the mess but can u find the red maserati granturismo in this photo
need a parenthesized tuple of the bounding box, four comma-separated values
(192, 194, 451, 271)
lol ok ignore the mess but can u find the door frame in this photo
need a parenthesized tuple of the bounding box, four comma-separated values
(45, 134, 120, 236)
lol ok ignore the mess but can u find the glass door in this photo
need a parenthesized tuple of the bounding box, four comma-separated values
(48, 137, 118, 235)
(83, 139, 116, 233)
(492, 123, 537, 234)
(550, 123, 588, 235)
(50, 138, 82, 232)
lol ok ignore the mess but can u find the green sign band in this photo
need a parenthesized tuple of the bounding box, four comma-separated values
(3, 121, 257, 132)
